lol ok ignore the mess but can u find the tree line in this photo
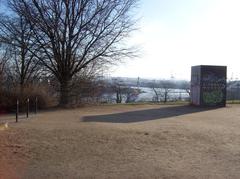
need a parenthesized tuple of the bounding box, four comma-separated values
(0, 0, 138, 108)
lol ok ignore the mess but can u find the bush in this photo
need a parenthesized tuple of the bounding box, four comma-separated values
(0, 84, 57, 113)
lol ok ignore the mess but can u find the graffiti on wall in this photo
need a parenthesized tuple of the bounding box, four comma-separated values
(201, 72, 226, 106)
(202, 90, 223, 104)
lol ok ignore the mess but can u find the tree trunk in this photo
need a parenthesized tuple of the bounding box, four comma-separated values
(116, 91, 120, 103)
(20, 81, 24, 96)
(59, 80, 71, 107)
(164, 91, 167, 103)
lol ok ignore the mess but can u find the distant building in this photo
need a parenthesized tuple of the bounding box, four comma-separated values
(191, 65, 227, 107)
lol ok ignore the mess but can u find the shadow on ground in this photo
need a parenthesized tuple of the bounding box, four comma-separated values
(82, 105, 219, 123)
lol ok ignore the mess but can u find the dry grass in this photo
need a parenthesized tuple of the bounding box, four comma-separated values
(1, 104, 240, 178)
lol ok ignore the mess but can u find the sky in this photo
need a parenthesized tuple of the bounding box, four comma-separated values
(1, 0, 240, 81)
(111, 0, 240, 80)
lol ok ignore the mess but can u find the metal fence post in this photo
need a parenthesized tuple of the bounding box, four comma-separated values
(16, 99, 19, 123)
(26, 98, 29, 118)
(35, 97, 38, 114)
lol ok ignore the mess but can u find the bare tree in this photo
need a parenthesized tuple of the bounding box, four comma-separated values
(111, 79, 124, 103)
(160, 81, 171, 103)
(0, 15, 41, 93)
(8, 0, 138, 106)
(125, 87, 140, 103)
(151, 80, 175, 103)
(0, 46, 9, 89)
(111, 80, 139, 103)
(70, 65, 106, 104)
(151, 80, 160, 102)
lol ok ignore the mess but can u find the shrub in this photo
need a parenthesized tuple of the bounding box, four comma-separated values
(0, 84, 57, 113)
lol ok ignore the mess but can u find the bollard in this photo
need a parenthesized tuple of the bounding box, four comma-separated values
(26, 98, 29, 118)
(35, 97, 38, 114)
(16, 99, 19, 123)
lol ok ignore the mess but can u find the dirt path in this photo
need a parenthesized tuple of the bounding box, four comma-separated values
(1, 104, 240, 178)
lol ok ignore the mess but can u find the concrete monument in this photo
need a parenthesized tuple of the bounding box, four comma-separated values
(191, 65, 227, 107)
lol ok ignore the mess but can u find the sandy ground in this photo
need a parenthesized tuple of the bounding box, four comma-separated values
(1, 104, 240, 178)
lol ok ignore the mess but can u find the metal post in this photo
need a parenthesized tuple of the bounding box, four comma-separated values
(26, 98, 29, 118)
(16, 99, 19, 123)
(35, 97, 38, 114)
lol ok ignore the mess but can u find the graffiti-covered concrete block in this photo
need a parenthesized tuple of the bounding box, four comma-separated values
(191, 65, 227, 107)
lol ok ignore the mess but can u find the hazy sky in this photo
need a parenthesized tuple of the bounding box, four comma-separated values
(111, 0, 240, 80)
